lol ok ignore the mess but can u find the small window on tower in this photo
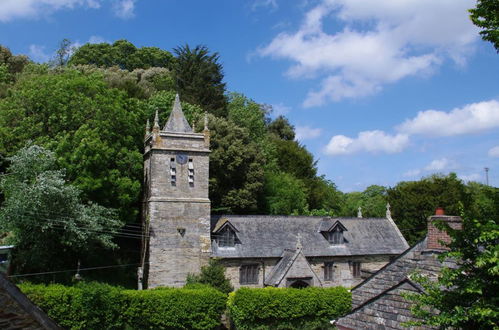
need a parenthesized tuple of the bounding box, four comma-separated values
(188, 158, 194, 186)
(170, 158, 176, 185)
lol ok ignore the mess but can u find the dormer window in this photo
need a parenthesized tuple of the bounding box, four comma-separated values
(320, 220, 347, 245)
(328, 228, 344, 245)
(217, 226, 236, 247)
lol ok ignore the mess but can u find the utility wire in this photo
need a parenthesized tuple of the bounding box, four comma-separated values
(8, 262, 149, 278)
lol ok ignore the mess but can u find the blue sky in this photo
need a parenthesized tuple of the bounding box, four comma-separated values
(1, 0, 498, 191)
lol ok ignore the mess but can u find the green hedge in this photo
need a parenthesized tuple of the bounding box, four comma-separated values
(123, 287, 226, 329)
(19, 282, 226, 330)
(227, 287, 351, 330)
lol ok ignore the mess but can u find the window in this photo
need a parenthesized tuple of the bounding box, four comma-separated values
(188, 158, 194, 186)
(170, 158, 176, 185)
(0, 253, 7, 263)
(351, 261, 361, 278)
(217, 227, 236, 247)
(328, 229, 343, 244)
(240, 264, 259, 284)
(324, 262, 334, 281)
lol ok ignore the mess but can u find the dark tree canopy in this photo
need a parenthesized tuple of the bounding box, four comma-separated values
(173, 44, 227, 117)
(470, 0, 499, 52)
(268, 115, 295, 141)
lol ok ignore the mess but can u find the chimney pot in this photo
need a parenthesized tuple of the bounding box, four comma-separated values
(435, 207, 445, 215)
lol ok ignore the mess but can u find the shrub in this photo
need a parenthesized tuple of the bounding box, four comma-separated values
(185, 259, 233, 294)
(227, 286, 351, 330)
(19, 281, 125, 330)
(122, 286, 226, 329)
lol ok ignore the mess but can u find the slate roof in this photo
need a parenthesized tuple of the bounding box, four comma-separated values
(163, 94, 193, 133)
(0, 272, 61, 329)
(264, 249, 297, 286)
(210, 215, 409, 258)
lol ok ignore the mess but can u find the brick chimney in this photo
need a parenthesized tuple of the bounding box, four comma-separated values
(426, 208, 462, 251)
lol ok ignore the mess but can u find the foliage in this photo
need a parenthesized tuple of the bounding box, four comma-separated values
(264, 171, 309, 215)
(20, 282, 226, 330)
(268, 115, 295, 140)
(387, 173, 469, 245)
(339, 185, 388, 218)
(0, 67, 144, 224)
(227, 92, 268, 141)
(470, 0, 499, 52)
(173, 44, 227, 117)
(227, 286, 351, 330)
(149, 90, 204, 126)
(206, 114, 265, 214)
(53, 38, 73, 66)
(69, 39, 174, 70)
(0, 145, 122, 275)
(20, 282, 125, 330)
(406, 215, 499, 329)
(123, 287, 226, 330)
(185, 259, 233, 294)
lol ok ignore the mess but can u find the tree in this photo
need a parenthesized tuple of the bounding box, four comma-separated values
(264, 172, 308, 215)
(0, 145, 122, 276)
(204, 115, 265, 214)
(54, 38, 72, 66)
(340, 185, 388, 218)
(173, 44, 227, 117)
(470, 0, 499, 52)
(69, 40, 174, 71)
(185, 259, 233, 294)
(227, 92, 268, 141)
(387, 173, 469, 245)
(407, 215, 499, 329)
(0, 67, 145, 223)
(268, 115, 295, 141)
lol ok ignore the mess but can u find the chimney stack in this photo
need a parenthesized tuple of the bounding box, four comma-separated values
(426, 208, 462, 251)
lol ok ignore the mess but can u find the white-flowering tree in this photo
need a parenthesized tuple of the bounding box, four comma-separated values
(0, 145, 123, 275)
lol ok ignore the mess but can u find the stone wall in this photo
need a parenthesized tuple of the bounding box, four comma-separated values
(221, 255, 391, 289)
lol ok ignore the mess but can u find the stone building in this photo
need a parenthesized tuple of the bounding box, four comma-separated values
(333, 210, 461, 329)
(141, 95, 409, 289)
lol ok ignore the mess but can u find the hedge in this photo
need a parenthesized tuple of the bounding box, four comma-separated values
(227, 286, 351, 330)
(19, 282, 226, 330)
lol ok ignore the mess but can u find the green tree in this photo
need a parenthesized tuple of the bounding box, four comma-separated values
(185, 259, 233, 294)
(470, 0, 499, 52)
(54, 38, 72, 66)
(0, 145, 122, 275)
(407, 215, 499, 329)
(0, 67, 144, 223)
(387, 173, 469, 245)
(268, 115, 295, 140)
(340, 185, 388, 218)
(227, 92, 268, 141)
(173, 44, 227, 117)
(69, 40, 174, 70)
(264, 172, 308, 215)
(205, 115, 265, 214)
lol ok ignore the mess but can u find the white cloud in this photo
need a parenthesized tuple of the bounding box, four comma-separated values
(28, 44, 51, 63)
(459, 173, 481, 182)
(403, 169, 421, 177)
(112, 0, 135, 19)
(295, 126, 322, 141)
(88, 35, 107, 44)
(424, 158, 457, 171)
(258, 0, 477, 106)
(0, 0, 101, 22)
(489, 146, 499, 158)
(270, 103, 291, 117)
(398, 100, 499, 136)
(324, 130, 409, 155)
(252, 0, 278, 11)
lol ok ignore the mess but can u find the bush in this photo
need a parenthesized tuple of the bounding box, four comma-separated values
(185, 259, 233, 294)
(227, 286, 351, 330)
(20, 282, 226, 330)
(19, 282, 125, 330)
(123, 286, 226, 329)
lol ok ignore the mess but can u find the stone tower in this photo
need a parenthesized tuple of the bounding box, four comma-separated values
(141, 94, 211, 288)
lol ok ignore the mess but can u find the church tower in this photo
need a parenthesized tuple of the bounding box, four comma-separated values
(141, 94, 211, 288)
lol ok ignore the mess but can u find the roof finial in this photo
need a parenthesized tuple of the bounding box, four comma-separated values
(153, 110, 160, 131)
(386, 202, 392, 220)
(145, 118, 151, 136)
(204, 112, 208, 131)
(296, 233, 302, 249)
(192, 119, 196, 132)
(357, 206, 362, 218)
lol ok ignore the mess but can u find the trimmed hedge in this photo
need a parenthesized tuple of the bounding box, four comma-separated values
(227, 287, 351, 330)
(123, 287, 226, 329)
(19, 282, 226, 330)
